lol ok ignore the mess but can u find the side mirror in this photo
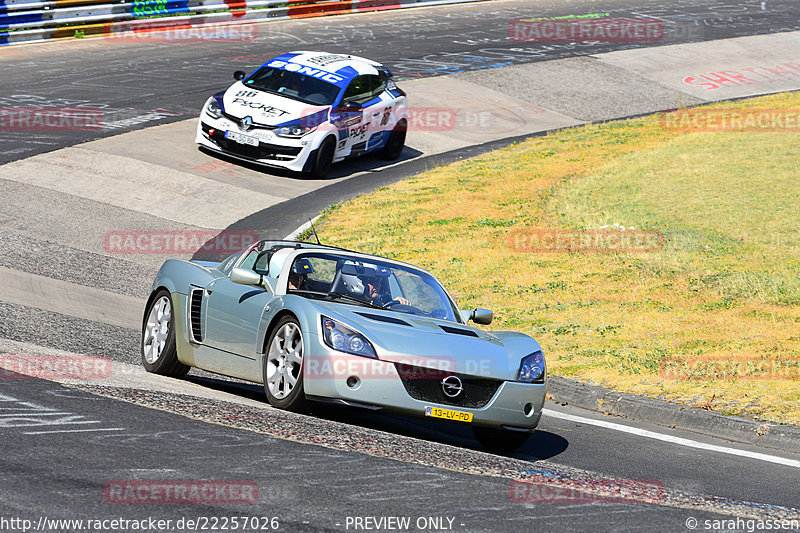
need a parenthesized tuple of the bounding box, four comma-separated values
(461, 308, 493, 325)
(230, 267, 262, 286)
(233, 70, 246, 81)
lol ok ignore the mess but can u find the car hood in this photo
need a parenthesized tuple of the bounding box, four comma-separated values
(222, 82, 328, 126)
(310, 301, 533, 381)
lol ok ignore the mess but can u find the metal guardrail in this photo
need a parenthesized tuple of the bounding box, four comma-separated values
(0, 0, 488, 45)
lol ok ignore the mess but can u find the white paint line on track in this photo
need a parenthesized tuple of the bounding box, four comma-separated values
(23, 427, 126, 435)
(542, 408, 800, 469)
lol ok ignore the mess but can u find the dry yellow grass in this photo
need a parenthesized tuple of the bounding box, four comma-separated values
(308, 92, 800, 425)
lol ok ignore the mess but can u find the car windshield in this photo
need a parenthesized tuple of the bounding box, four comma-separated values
(287, 252, 459, 322)
(243, 67, 341, 106)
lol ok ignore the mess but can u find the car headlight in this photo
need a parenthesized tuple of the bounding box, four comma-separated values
(517, 351, 545, 383)
(275, 124, 317, 138)
(321, 316, 376, 358)
(205, 98, 222, 119)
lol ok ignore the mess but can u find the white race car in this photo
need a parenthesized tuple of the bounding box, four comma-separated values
(196, 51, 408, 178)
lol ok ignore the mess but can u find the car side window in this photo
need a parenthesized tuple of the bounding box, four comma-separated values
(253, 251, 272, 275)
(238, 251, 259, 271)
(371, 73, 388, 99)
(343, 75, 376, 105)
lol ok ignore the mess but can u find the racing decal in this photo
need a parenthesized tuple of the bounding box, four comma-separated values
(266, 60, 344, 84)
(338, 139, 347, 150)
(344, 116, 362, 127)
(235, 90, 258, 98)
(379, 106, 392, 126)
(366, 131, 385, 151)
(335, 66, 360, 80)
(272, 108, 329, 129)
(348, 120, 371, 141)
(230, 98, 289, 117)
(304, 54, 351, 68)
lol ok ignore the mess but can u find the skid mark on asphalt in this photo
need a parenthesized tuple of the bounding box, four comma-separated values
(70, 383, 800, 522)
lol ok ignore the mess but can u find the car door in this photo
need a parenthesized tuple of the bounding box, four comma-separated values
(196, 270, 272, 380)
(334, 74, 380, 157)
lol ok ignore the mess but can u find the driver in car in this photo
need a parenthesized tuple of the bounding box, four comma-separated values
(288, 258, 314, 290)
(363, 274, 410, 307)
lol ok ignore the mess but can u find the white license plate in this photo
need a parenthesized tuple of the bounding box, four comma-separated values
(225, 130, 259, 146)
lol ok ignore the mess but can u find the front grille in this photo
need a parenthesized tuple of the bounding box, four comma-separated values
(394, 364, 502, 409)
(221, 111, 275, 129)
(201, 122, 302, 160)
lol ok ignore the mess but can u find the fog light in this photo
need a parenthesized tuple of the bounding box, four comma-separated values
(346, 376, 360, 389)
(524, 403, 534, 417)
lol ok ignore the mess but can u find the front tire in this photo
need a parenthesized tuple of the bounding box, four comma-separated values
(264, 316, 309, 411)
(473, 426, 531, 453)
(141, 290, 189, 378)
(307, 136, 336, 178)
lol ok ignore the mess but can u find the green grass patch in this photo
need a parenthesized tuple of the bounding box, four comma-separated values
(308, 92, 800, 426)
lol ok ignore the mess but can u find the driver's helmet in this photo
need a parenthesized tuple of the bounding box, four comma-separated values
(361, 265, 390, 292)
(291, 258, 315, 275)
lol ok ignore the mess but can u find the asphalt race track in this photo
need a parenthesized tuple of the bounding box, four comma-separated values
(1, 0, 800, 531)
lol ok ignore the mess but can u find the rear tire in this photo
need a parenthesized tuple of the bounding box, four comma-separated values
(141, 290, 189, 378)
(380, 119, 406, 161)
(473, 426, 531, 453)
(307, 136, 336, 178)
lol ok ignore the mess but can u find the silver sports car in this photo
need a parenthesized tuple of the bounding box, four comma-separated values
(141, 240, 547, 451)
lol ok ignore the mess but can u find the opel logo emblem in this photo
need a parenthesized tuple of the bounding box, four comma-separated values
(240, 116, 253, 132)
(441, 376, 463, 398)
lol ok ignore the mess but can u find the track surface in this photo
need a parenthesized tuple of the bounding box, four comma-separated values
(1, 0, 800, 531)
(1, 0, 799, 163)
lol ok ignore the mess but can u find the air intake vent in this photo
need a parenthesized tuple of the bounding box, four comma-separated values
(355, 312, 411, 326)
(439, 325, 479, 337)
(189, 288, 204, 343)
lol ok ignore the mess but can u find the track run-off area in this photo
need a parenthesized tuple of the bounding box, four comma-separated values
(1, 0, 800, 531)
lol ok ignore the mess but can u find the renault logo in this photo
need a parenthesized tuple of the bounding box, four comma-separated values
(441, 376, 463, 398)
(240, 116, 253, 132)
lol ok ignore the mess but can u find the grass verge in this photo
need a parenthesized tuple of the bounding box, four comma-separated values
(309, 92, 800, 426)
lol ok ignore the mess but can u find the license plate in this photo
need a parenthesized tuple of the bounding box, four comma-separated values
(225, 130, 259, 146)
(425, 406, 473, 423)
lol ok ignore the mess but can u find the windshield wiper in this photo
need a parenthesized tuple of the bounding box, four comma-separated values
(325, 292, 383, 310)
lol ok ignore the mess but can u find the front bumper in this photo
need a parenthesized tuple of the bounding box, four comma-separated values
(195, 116, 316, 173)
(301, 348, 547, 430)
